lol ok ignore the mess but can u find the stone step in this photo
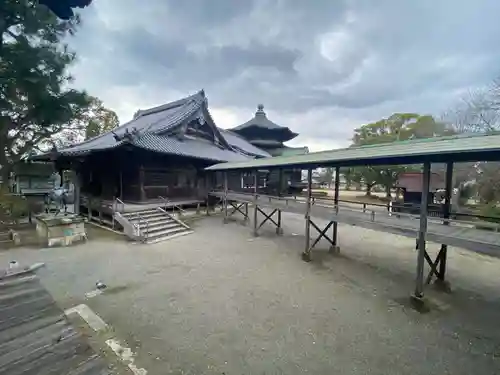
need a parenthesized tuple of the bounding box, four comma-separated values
(144, 222, 184, 235)
(144, 226, 189, 241)
(138, 220, 179, 231)
(129, 215, 174, 226)
(146, 230, 194, 244)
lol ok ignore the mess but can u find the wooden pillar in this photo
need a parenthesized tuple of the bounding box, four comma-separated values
(330, 166, 341, 253)
(59, 169, 64, 187)
(438, 161, 453, 283)
(139, 165, 146, 201)
(119, 170, 123, 200)
(276, 169, 284, 235)
(414, 161, 431, 298)
(73, 170, 81, 215)
(302, 169, 313, 261)
(223, 171, 228, 223)
(253, 171, 258, 236)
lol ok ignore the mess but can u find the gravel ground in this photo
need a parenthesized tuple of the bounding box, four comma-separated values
(1, 213, 499, 375)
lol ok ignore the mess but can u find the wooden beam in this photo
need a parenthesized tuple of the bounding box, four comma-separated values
(223, 171, 228, 223)
(438, 161, 453, 281)
(253, 171, 258, 236)
(302, 168, 313, 261)
(415, 161, 431, 298)
(331, 166, 340, 252)
(139, 165, 146, 201)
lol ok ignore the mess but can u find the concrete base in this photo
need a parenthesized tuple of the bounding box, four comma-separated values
(301, 252, 312, 262)
(223, 217, 229, 224)
(409, 294, 431, 313)
(252, 231, 259, 237)
(433, 279, 452, 293)
(276, 227, 284, 236)
(35, 214, 87, 248)
(328, 245, 340, 254)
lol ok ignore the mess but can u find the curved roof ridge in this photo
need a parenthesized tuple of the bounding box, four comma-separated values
(134, 90, 205, 119)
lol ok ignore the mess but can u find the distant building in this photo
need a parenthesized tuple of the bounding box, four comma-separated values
(230, 105, 308, 194)
(230, 104, 308, 157)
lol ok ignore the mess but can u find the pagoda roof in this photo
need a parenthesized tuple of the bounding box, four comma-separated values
(33, 90, 270, 163)
(230, 105, 298, 142)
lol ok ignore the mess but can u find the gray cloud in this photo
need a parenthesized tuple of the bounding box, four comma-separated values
(69, 0, 500, 150)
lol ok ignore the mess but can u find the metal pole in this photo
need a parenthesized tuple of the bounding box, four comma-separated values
(439, 161, 453, 282)
(415, 161, 431, 298)
(331, 166, 340, 253)
(302, 168, 313, 261)
(223, 171, 228, 223)
(253, 171, 258, 236)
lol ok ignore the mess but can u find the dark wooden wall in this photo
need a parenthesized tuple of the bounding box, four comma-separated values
(77, 147, 213, 202)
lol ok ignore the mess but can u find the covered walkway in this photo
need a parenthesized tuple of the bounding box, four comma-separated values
(206, 133, 500, 302)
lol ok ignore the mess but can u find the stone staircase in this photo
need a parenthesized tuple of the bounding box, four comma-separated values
(115, 208, 193, 244)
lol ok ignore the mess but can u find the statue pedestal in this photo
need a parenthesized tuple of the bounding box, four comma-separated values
(35, 214, 87, 247)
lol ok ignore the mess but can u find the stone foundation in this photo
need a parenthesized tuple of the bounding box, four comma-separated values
(35, 214, 87, 247)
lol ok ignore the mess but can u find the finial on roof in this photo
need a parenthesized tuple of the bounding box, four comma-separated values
(256, 104, 266, 116)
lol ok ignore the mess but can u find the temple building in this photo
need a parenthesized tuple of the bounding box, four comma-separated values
(32, 91, 308, 230)
(230, 105, 308, 194)
(230, 104, 308, 157)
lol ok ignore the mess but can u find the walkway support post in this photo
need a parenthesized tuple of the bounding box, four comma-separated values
(253, 170, 258, 236)
(302, 168, 313, 262)
(244, 201, 249, 223)
(436, 161, 453, 290)
(276, 169, 283, 235)
(330, 166, 341, 253)
(414, 161, 431, 299)
(223, 171, 228, 223)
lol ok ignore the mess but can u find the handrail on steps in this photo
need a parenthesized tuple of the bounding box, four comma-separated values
(112, 197, 125, 230)
(135, 211, 148, 243)
(158, 195, 187, 215)
(157, 207, 191, 230)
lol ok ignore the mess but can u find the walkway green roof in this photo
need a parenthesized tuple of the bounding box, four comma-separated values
(206, 133, 500, 171)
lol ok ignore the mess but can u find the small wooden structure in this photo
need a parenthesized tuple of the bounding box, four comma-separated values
(393, 172, 445, 215)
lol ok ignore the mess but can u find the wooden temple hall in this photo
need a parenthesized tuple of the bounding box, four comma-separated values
(33, 90, 307, 230)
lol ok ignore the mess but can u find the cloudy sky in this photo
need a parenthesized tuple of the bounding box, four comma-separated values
(69, 0, 500, 151)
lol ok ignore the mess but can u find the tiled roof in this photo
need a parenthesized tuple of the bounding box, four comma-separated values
(37, 90, 268, 163)
(0, 269, 109, 375)
(232, 105, 284, 131)
(133, 133, 250, 162)
(206, 133, 500, 170)
(218, 129, 271, 157)
(59, 91, 207, 156)
(230, 105, 298, 142)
